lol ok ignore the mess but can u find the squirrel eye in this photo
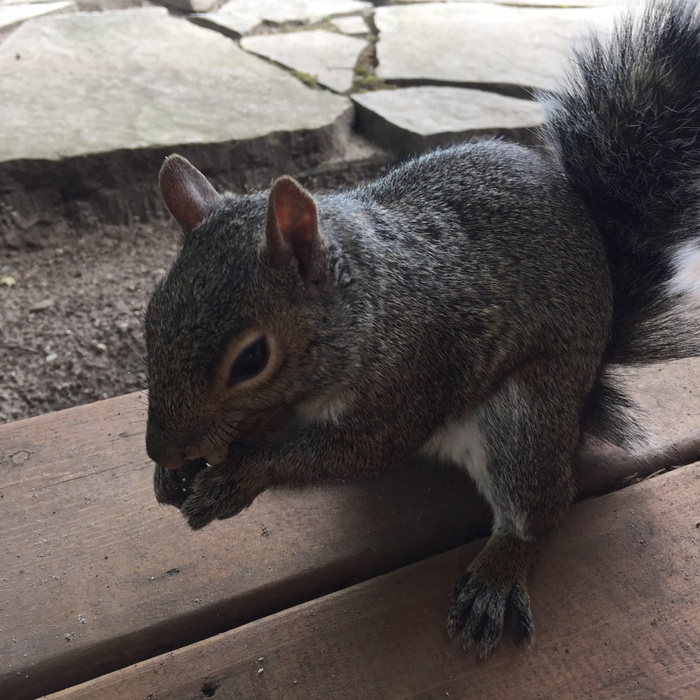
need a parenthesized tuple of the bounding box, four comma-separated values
(227, 336, 269, 386)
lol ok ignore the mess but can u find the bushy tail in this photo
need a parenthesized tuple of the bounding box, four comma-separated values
(540, 0, 700, 444)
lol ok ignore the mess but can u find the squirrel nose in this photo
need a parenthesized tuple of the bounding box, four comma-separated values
(158, 450, 186, 470)
(146, 433, 186, 470)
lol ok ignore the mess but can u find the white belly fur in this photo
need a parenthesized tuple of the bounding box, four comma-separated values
(421, 410, 491, 502)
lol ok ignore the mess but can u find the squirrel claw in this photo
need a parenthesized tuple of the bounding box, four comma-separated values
(181, 494, 249, 530)
(447, 565, 532, 657)
(179, 460, 261, 530)
(180, 485, 225, 529)
(181, 501, 217, 530)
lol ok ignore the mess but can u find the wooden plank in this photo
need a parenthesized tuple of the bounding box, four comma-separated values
(1, 393, 488, 699)
(46, 463, 700, 700)
(2, 357, 699, 697)
(581, 358, 700, 490)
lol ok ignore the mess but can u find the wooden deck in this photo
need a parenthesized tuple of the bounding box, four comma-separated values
(1, 360, 699, 699)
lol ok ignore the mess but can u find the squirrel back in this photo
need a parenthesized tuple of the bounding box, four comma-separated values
(145, 0, 700, 657)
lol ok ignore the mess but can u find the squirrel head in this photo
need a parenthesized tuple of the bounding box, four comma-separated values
(144, 155, 332, 470)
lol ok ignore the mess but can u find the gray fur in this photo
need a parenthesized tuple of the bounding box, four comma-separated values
(145, 0, 700, 655)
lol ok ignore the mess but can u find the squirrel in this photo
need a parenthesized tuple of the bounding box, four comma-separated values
(145, 0, 700, 655)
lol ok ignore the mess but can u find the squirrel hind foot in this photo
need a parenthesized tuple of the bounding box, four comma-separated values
(448, 533, 537, 656)
(447, 571, 533, 658)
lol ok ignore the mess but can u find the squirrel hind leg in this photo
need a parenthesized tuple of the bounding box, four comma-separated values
(444, 359, 593, 654)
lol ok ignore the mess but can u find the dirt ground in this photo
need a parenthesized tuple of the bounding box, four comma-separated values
(0, 160, 388, 424)
(0, 217, 176, 423)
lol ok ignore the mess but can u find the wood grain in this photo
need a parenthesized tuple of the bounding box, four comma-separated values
(45, 463, 700, 700)
(580, 358, 700, 491)
(2, 357, 699, 697)
(1, 393, 488, 699)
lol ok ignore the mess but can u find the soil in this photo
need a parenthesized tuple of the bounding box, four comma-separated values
(0, 162, 389, 424)
(0, 218, 173, 423)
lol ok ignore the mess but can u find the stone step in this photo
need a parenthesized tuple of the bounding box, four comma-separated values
(0, 8, 353, 222)
(353, 86, 543, 154)
(0, 1, 630, 226)
(0, 0, 74, 32)
(190, 0, 372, 40)
(241, 29, 367, 94)
(374, 2, 621, 97)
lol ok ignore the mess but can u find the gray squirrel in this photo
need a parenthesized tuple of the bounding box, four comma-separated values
(145, 0, 700, 655)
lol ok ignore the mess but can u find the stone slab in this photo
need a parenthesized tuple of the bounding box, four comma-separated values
(492, 0, 608, 5)
(192, 0, 371, 40)
(242, 29, 366, 94)
(0, 7, 352, 222)
(0, 8, 350, 161)
(159, 0, 216, 13)
(331, 13, 368, 35)
(188, 12, 260, 41)
(43, 463, 700, 699)
(375, 2, 620, 95)
(0, 0, 73, 29)
(353, 86, 543, 153)
(393, 0, 607, 5)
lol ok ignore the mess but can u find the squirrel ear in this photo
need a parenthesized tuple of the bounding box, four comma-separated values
(266, 176, 326, 285)
(158, 154, 222, 235)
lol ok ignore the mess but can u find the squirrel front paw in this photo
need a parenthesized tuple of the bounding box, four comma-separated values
(179, 459, 266, 530)
(153, 459, 207, 508)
